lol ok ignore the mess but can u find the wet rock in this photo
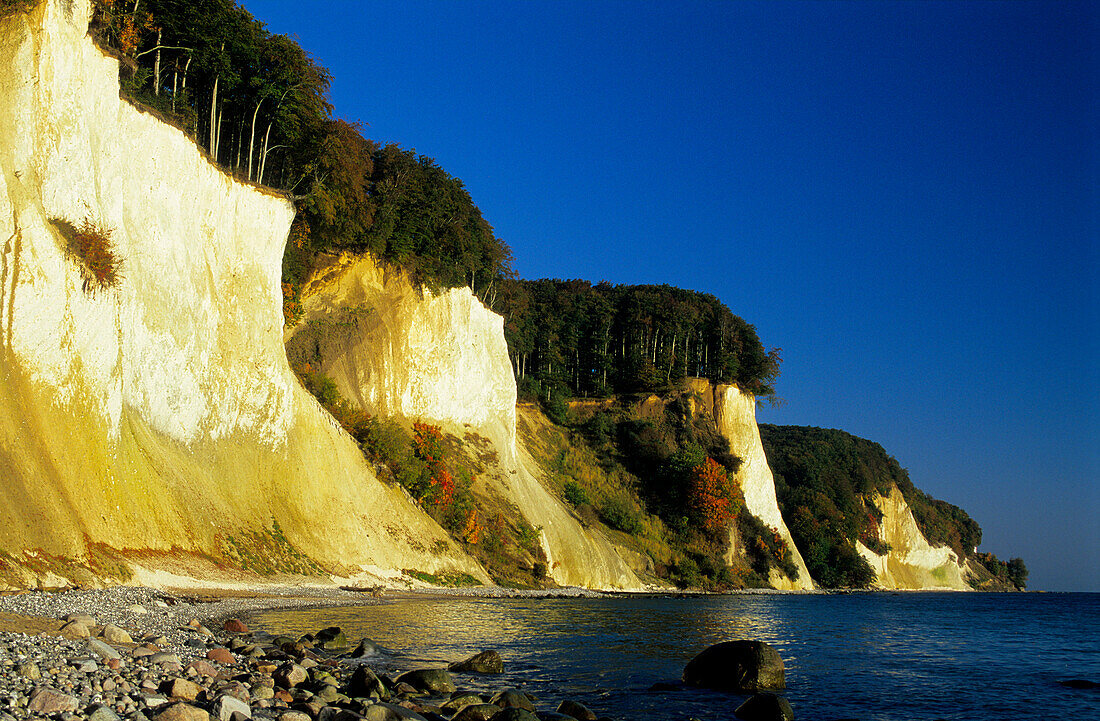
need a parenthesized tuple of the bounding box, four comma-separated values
(487, 709, 538, 721)
(315, 627, 349, 651)
(1060, 679, 1100, 689)
(734, 693, 795, 721)
(682, 640, 786, 691)
(448, 650, 503, 674)
(489, 689, 535, 711)
(556, 699, 597, 720)
(394, 669, 455, 695)
(346, 665, 388, 699)
(450, 705, 501, 721)
(347, 639, 381, 658)
(441, 693, 484, 714)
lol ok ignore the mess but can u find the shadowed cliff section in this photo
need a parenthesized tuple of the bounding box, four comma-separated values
(0, 0, 488, 588)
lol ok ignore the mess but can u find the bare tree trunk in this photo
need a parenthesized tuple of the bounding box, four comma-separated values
(208, 75, 218, 154)
(214, 106, 224, 161)
(247, 97, 265, 181)
(153, 28, 161, 95)
(258, 122, 273, 184)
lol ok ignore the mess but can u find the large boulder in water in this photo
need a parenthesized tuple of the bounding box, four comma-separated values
(735, 692, 795, 720)
(449, 649, 504, 674)
(682, 640, 786, 691)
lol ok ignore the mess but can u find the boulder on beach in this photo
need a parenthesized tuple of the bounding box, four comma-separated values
(451, 704, 504, 721)
(682, 640, 786, 691)
(557, 699, 597, 720)
(735, 692, 795, 721)
(490, 689, 536, 711)
(394, 668, 456, 695)
(315, 626, 349, 651)
(449, 649, 504, 674)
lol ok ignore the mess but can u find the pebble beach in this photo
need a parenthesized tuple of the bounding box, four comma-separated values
(0, 586, 612, 721)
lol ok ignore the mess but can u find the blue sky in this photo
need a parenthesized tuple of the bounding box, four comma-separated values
(242, 0, 1098, 591)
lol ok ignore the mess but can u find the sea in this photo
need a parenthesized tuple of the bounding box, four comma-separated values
(249, 592, 1100, 720)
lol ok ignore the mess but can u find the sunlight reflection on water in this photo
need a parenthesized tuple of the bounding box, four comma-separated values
(250, 593, 1100, 721)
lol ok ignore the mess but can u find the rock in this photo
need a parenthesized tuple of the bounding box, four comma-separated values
(276, 713, 311, 721)
(143, 694, 172, 709)
(128, 604, 150, 614)
(1059, 679, 1100, 689)
(274, 662, 309, 688)
(150, 652, 184, 667)
(450, 705, 500, 721)
(448, 650, 503, 674)
(394, 669, 455, 695)
(347, 639, 381, 658)
(223, 619, 250, 634)
(86, 638, 122, 660)
(314, 627, 349, 651)
(88, 704, 123, 721)
(556, 699, 597, 720)
(103, 624, 135, 643)
(64, 612, 97, 625)
(155, 703, 212, 721)
(211, 694, 252, 720)
(17, 661, 41, 679)
(489, 690, 535, 711)
(187, 659, 219, 677)
(441, 693, 484, 713)
(206, 648, 236, 665)
(27, 686, 81, 713)
(317, 708, 364, 721)
(346, 665, 388, 699)
(162, 678, 203, 701)
(682, 640, 786, 691)
(60, 620, 91, 638)
(734, 693, 795, 721)
(487, 709, 538, 721)
(360, 703, 428, 721)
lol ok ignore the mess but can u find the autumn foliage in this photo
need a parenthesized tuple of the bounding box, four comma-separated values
(686, 457, 741, 537)
(412, 422, 455, 507)
(51, 216, 122, 293)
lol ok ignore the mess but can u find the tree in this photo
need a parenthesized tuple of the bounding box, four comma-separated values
(686, 458, 741, 537)
(1006, 558, 1028, 589)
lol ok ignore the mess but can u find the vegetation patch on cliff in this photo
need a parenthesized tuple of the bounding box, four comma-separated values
(49, 216, 123, 293)
(520, 386, 800, 590)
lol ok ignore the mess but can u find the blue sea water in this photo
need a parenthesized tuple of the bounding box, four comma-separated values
(250, 592, 1100, 720)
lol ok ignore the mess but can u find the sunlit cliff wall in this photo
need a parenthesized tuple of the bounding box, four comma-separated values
(286, 254, 643, 590)
(0, 0, 487, 588)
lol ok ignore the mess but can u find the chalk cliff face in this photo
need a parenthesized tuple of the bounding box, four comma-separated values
(0, 0, 487, 587)
(709, 384, 815, 590)
(286, 255, 643, 590)
(856, 486, 970, 590)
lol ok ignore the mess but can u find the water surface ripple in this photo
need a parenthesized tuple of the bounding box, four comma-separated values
(251, 592, 1100, 720)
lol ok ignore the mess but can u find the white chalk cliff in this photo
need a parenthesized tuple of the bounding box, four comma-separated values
(710, 384, 815, 590)
(0, 0, 488, 588)
(286, 255, 643, 590)
(856, 486, 970, 590)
